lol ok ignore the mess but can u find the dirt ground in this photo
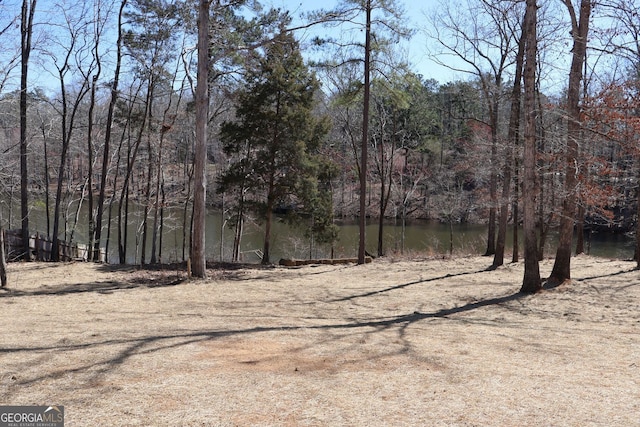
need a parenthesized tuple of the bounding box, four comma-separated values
(0, 254, 639, 426)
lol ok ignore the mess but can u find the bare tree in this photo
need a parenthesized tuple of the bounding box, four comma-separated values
(427, 0, 521, 258)
(150, 59, 186, 264)
(86, 0, 115, 262)
(94, 0, 127, 261)
(358, 0, 371, 264)
(492, 7, 526, 268)
(36, 110, 53, 236)
(548, 0, 592, 286)
(520, 0, 541, 293)
(48, 2, 95, 261)
(117, 82, 147, 264)
(20, 0, 37, 260)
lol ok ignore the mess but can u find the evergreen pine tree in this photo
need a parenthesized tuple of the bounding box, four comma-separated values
(219, 29, 332, 264)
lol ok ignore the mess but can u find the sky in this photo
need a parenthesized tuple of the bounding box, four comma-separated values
(266, 0, 468, 85)
(4, 0, 471, 96)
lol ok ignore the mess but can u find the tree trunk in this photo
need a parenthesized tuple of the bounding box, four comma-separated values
(575, 204, 585, 255)
(94, 0, 126, 261)
(150, 127, 166, 265)
(105, 191, 116, 263)
(151, 66, 181, 264)
(232, 189, 245, 263)
(190, 0, 210, 277)
(449, 218, 454, 257)
(118, 94, 148, 263)
(110, 112, 130, 264)
(39, 119, 51, 237)
(485, 167, 497, 256)
(484, 76, 503, 258)
(51, 87, 71, 262)
(182, 163, 194, 263)
(141, 131, 153, 264)
(262, 136, 278, 265)
(86, 2, 105, 261)
(20, 0, 37, 261)
(636, 162, 640, 269)
(493, 19, 525, 268)
(549, 0, 591, 286)
(140, 81, 157, 265)
(520, 0, 541, 293)
(87, 76, 98, 262)
(158, 181, 165, 263)
(150, 171, 162, 264)
(0, 228, 7, 287)
(536, 117, 546, 261)
(575, 51, 591, 257)
(512, 158, 519, 263)
(232, 212, 243, 262)
(358, 0, 371, 265)
(105, 130, 126, 263)
(263, 200, 273, 265)
(118, 183, 129, 264)
(377, 154, 385, 257)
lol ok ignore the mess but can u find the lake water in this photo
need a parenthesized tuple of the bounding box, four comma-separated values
(8, 203, 635, 264)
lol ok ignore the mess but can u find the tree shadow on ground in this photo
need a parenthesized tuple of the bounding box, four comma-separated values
(0, 267, 186, 298)
(330, 268, 491, 302)
(0, 278, 185, 297)
(0, 260, 283, 297)
(543, 266, 637, 290)
(573, 267, 636, 283)
(1, 288, 525, 394)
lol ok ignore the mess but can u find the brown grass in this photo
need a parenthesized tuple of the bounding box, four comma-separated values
(1, 255, 639, 426)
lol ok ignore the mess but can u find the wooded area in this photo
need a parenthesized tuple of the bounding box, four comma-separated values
(1, 0, 639, 288)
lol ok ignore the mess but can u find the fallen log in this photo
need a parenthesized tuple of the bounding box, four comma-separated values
(279, 257, 372, 267)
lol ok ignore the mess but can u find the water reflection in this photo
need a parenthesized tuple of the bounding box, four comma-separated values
(7, 203, 635, 264)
